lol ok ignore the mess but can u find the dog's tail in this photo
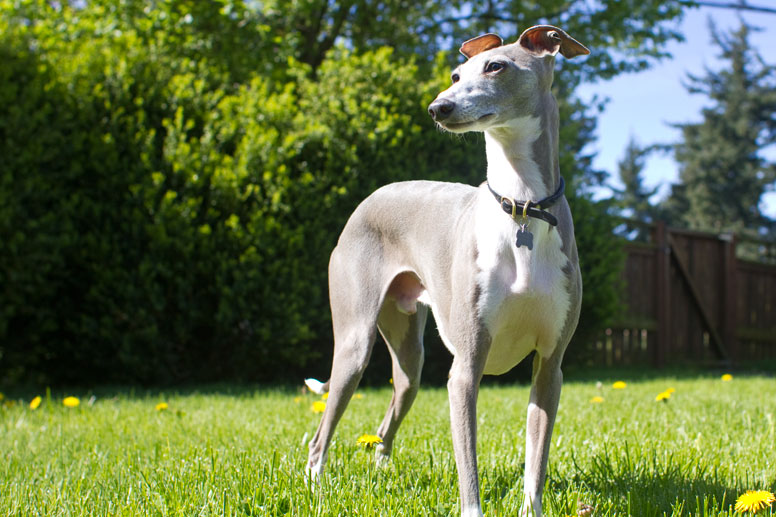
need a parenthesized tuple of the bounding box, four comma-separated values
(304, 378, 330, 395)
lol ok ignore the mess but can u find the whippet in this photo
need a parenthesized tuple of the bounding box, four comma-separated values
(305, 25, 588, 517)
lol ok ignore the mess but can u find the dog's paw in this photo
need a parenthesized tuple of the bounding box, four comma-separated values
(374, 443, 392, 467)
(304, 458, 325, 487)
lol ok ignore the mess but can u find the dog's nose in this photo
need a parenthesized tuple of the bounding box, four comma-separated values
(428, 99, 456, 121)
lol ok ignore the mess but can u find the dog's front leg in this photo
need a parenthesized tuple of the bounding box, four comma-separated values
(521, 351, 564, 517)
(447, 348, 488, 517)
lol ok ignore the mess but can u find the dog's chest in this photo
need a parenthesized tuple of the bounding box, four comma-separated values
(474, 202, 571, 375)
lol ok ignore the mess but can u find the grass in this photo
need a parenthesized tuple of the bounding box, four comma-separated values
(1, 374, 775, 516)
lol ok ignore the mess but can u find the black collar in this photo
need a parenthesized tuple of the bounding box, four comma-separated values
(486, 177, 565, 226)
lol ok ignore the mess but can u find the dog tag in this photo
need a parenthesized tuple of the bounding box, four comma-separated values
(515, 224, 534, 250)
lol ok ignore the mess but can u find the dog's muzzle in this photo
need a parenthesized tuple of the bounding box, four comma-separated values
(428, 98, 456, 122)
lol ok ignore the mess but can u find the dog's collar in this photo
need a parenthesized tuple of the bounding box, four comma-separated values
(486, 177, 565, 227)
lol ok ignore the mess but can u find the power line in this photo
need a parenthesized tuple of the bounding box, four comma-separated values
(683, 1, 776, 15)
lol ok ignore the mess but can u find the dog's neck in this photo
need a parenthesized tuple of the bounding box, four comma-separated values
(484, 100, 559, 204)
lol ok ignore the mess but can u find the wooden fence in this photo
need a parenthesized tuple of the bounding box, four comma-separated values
(594, 221, 776, 367)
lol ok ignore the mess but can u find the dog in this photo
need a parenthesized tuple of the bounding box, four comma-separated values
(305, 25, 587, 517)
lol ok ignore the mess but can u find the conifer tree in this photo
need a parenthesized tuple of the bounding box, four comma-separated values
(612, 137, 663, 240)
(614, 137, 660, 222)
(668, 20, 776, 237)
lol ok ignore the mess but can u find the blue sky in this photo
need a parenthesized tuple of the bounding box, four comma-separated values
(576, 3, 776, 218)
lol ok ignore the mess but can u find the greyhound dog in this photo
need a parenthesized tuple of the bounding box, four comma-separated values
(305, 25, 588, 517)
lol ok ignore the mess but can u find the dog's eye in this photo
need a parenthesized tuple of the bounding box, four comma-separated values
(451, 73, 460, 83)
(485, 62, 504, 74)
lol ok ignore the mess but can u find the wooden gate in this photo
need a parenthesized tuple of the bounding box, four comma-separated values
(594, 221, 776, 367)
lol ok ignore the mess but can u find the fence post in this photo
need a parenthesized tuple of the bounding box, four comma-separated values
(721, 232, 738, 365)
(655, 221, 671, 368)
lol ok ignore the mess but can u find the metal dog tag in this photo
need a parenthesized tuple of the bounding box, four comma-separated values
(515, 224, 534, 250)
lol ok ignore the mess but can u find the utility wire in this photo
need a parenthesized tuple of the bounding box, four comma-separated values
(683, 1, 776, 15)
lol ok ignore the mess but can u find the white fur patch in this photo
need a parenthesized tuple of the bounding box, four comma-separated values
(484, 116, 545, 201)
(305, 453, 326, 482)
(474, 118, 571, 375)
(417, 290, 432, 307)
(461, 504, 484, 517)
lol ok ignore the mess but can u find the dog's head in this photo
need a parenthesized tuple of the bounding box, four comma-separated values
(428, 25, 589, 133)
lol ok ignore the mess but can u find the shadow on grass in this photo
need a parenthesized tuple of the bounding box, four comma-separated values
(476, 441, 750, 516)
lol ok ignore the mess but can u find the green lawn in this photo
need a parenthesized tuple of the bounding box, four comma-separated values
(1, 374, 774, 516)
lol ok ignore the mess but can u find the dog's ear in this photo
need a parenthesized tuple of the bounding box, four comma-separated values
(460, 33, 504, 59)
(517, 25, 589, 58)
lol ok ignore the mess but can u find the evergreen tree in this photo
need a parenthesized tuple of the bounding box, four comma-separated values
(667, 20, 776, 237)
(612, 137, 660, 239)
(614, 137, 660, 219)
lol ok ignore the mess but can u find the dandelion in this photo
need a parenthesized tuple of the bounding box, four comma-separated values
(352, 393, 364, 400)
(721, 373, 733, 382)
(612, 381, 627, 390)
(155, 402, 169, 411)
(590, 396, 604, 404)
(665, 387, 676, 394)
(293, 396, 303, 404)
(322, 392, 329, 400)
(655, 391, 671, 402)
(312, 401, 326, 413)
(356, 434, 383, 449)
(30, 396, 42, 410)
(63, 396, 80, 408)
(735, 490, 775, 514)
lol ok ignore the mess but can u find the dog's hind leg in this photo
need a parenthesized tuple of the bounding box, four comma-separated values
(374, 289, 428, 460)
(306, 323, 377, 478)
(306, 249, 382, 479)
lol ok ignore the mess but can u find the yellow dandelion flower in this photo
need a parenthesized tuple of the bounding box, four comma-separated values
(721, 373, 733, 382)
(590, 396, 604, 404)
(655, 391, 671, 402)
(322, 392, 329, 400)
(352, 393, 364, 400)
(293, 396, 303, 404)
(735, 490, 775, 514)
(665, 387, 676, 394)
(356, 434, 383, 449)
(312, 401, 326, 413)
(155, 402, 168, 411)
(612, 381, 627, 390)
(30, 396, 42, 410)
(63, 396, 80, 408)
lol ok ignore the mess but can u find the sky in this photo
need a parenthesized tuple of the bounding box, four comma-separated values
(575, 3, 776, 219)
